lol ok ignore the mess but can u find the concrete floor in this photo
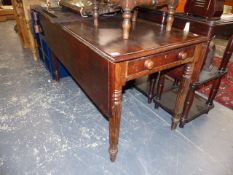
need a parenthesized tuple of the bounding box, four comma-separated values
(1, 21, 233, 175)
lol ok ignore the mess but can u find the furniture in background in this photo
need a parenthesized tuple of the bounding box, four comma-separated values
(155, 35, 233, 127)
(0, 5, 14, 22)
(184, 0, 224, 20)
(135, 3, 233, 127)
(33, 5, 207, 162)
(60, 0, 178, 40)
(31, 9, 69, 80)
(11, 0, 41, 61)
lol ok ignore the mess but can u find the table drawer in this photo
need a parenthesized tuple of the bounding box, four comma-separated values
(127, 46, 195, 77)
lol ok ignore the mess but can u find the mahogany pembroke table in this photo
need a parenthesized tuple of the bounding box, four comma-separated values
(34, 6, 207, 161)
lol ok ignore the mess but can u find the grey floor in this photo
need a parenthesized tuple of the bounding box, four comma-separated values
(1, 21, 233, 175)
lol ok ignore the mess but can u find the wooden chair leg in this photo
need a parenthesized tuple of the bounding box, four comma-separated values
(132, 8, 138, 22)
(166, 3, 176, 32)
(109, 88, 122, 162)
(122, 8, 132, 40)
(154, 72, 165, 108)
(206, 78, 222, 106)
(179, 85, 195, 128)
(148, 73, 157, 103)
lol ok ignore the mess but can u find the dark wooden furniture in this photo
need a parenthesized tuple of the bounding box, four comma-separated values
(138, 8, 233, 40)
(155, 35, 233, 127)
(184, 0, 224, 20)
(139, 8, 233, 70)
(138, 8, 233, 70)
(33, 6, 207, 161)
(58, 0, 178, 39)
(136, 8, 233, 126)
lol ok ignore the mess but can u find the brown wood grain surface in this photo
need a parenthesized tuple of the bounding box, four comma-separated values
(63, 16, 206, 62)
(36, 7, 208, 161)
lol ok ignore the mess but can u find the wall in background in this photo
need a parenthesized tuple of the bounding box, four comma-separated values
(224, 0, 233, 13)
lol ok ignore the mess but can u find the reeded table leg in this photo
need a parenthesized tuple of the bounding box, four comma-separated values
(109, 89, 122, 162)
(172, 63, 194, 130)
(108, 63, 126, 162)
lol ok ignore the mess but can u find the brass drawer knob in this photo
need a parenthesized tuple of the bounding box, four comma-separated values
(178, 51, 188, 60)
(144, 60, 154, 70)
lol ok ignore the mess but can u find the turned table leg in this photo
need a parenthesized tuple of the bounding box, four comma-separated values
(108, 62, 126, 162)
(109, 89, 122, 162)
(172, 63, 194, 130)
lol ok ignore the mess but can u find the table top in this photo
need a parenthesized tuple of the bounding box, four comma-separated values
(64, 16, 206, 62)
(37, 7, 207, 63)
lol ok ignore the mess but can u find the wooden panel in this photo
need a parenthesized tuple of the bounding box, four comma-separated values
(40, 15, 110, 117)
